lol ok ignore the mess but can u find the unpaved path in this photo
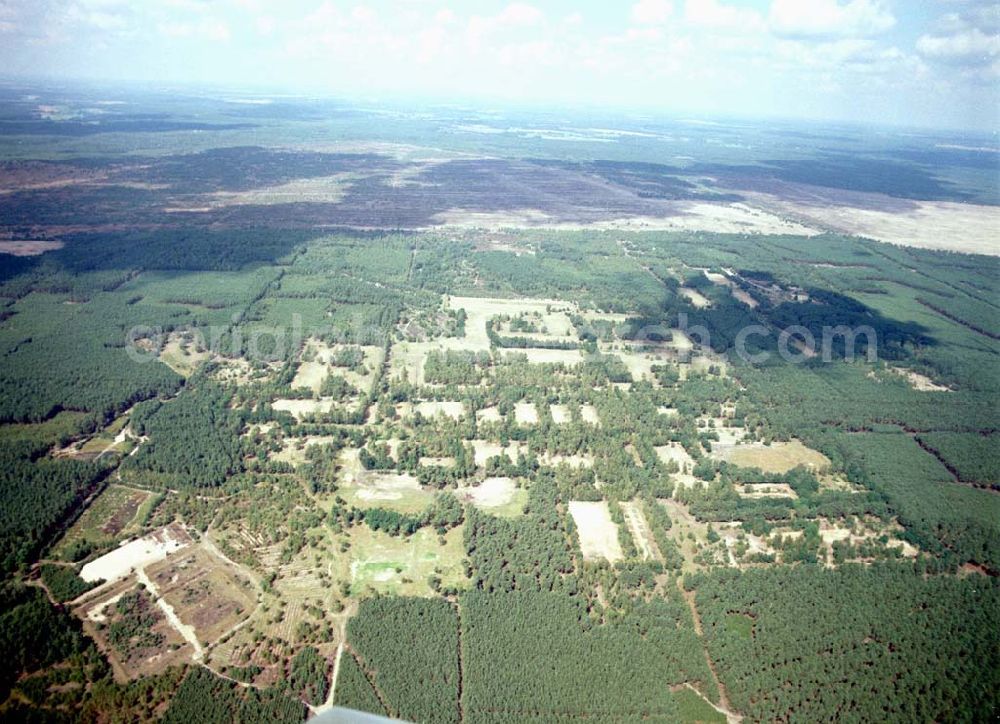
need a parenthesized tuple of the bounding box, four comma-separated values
(136, 566, 204, 660)
(678, 578, 739, 718)
(621, 501, 661, 561)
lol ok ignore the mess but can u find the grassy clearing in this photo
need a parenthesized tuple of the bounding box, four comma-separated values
(159, 331, 211, 377)
(680, 287, 711, 308)
(348, 526, 467, 597)
(272, 435, 337, 466)
(455, 477, 527, 517)
(272, 398, 336, 419)
(338, 472, 434, 514)
(715, 439, 830, 474)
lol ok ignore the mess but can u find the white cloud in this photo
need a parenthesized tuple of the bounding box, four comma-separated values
(495, 3, 543, 27)
(684, 0, 764, 32)
(255, 15, 275, 36)
(917, 28, 1000, 64)
(630, 0, 673, 26)
(769, 0, 895, 39)
(160, 18, 230, 41)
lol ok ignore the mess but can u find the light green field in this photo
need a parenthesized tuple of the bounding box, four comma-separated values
(347, 526, 467, 596)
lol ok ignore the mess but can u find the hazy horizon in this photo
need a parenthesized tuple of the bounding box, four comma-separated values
(0, 0, 997, 132)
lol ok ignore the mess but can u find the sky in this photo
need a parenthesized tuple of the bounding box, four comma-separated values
(0, 0, 997, 131)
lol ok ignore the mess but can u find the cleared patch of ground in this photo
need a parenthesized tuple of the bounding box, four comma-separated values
(600, 342, 661, 381)
(568, 501, 623, 563)
(347, 526, 467, 596)
(471, 440, 526, 467)
(500, 347, 585, 365)
(514, 402, 539, 425)
(887, 366, 951, 392)
(448, 295, 579, 350)
(540, 452, 595, 468)
(620, 501, 661, 561)
(656, 444, 698, 488)
(660, 499, 713, 573)
(52, 484, 154, 560)
(79, 582, 192, 680)
(714, 439, 830, 474)
(736, 483, 798, 499)
(398, 400, 466, 420)
(0, 240, 64, 256)
(272, 398, 335, 420)
(338, 471, 433, 514)
(679, 287, 711, 308)
(476, 406, 503, 423)
(550, 404, 571, 424)
(148, 545, 258, 650)
(159, 331, 211, 377)
(747, 191, 1000, 255)
(580, 405, 601, 425)
(272, 435, 337, 466)
(291, 360, 328, 393)
(80, 523, 191, 585)
(455, 477, 527, 517)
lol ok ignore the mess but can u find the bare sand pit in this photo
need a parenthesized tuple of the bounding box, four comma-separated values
(737, 483, 798, 499)
(731, 287, 759, 308)
(658, 406, 679, 416)
(471, 440, 526, 467)
(272, 398, 335, 419)
(748, 191, 1000, 255)
(407, 400, 466, 420)
(887, 366, 951, 392)
(550, 404, 571, 424)
(514, 402, 539, 425)
(679, 287, 711, 308)
(601, 343, 658, 381)
(716, 440, 830, 474)
(0, 240, 64, 256)
(580, 405, 601, 425)
(656, 443, 695, 470)
(656, 444, 698, 489)
(568, 501, 624, 563)
(447, 295, 579, 351)
(80, 524, 191, 584)
(291, 359, 328, 393)
(476, 406, 503, 423)
(501, 347, 585, 365)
